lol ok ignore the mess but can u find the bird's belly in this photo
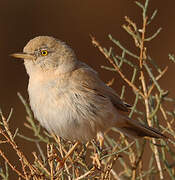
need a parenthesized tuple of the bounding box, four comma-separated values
(28, 81, 117, 142)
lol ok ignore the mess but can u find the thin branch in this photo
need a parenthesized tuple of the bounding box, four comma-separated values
(0, 150, 25, 179)
(91, 35, 144, 98)
(75, 167, 95, 180)
(147, 66, 168, 97)
(138, 15, 164, 180)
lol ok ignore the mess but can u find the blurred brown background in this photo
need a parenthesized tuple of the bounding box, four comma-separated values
(0, 0, 175, 178)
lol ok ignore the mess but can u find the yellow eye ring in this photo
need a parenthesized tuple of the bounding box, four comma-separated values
(41, 50, 48, 56)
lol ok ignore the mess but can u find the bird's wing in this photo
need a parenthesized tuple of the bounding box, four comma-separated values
(71, 63, 131, 112)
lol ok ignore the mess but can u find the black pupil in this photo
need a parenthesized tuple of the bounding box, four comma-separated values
(42, 51, 46, 54)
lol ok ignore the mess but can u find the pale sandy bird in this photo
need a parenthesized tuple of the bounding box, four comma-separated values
(11, 36, 166, 142)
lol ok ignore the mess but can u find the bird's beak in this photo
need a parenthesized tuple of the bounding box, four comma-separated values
(10, 52, 36, 61)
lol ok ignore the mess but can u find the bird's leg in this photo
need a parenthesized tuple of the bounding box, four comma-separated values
(97, 132, 104, 149)
(91, 139, 102, 169)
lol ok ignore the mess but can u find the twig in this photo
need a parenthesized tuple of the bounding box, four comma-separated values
(32, 152, 50, 176)
(0, 150, 25, 179)
(47, 144, 54, 180)
(75, 167, 95, 180)
(147, 66, 168, 97)
(91, 35, 144, 98)
(138, 15, 164, 180)
(0, 113, 37, 177)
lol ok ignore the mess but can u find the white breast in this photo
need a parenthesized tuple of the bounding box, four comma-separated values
(27, 70, 117, 142)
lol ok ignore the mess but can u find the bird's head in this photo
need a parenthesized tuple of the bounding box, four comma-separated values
(11, 36, 77, 75)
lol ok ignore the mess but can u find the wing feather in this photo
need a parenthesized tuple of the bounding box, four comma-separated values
(71, 63, 131, 112)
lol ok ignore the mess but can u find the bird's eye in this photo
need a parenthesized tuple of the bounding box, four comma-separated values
(41, 50, 48, 56)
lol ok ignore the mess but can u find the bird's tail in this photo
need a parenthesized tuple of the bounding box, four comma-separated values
(116, 116, 166, 139)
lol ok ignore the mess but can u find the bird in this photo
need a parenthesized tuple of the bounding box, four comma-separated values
(11, 36, 166, 142)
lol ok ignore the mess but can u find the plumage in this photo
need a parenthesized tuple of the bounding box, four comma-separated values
(12, 36, 166, 142)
